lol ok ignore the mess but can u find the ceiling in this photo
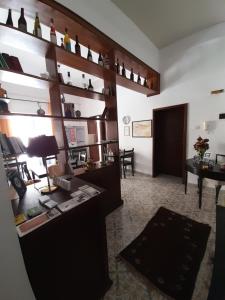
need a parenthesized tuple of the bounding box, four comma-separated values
(111, 0, 225, 48)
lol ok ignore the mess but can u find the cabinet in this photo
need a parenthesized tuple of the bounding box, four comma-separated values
(0, 0, 160, 215)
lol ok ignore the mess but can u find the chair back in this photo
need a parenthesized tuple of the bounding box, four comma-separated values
(122, 148, 134, 162)
(216, 154, 225, 165)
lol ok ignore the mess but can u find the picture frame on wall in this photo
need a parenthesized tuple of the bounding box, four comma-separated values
(132, 120, 152, 138)
(124, 126, 130, 136)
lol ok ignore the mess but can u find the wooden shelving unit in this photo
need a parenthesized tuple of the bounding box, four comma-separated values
(60, 83, 105, 101)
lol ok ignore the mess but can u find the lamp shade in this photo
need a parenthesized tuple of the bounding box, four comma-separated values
(27, 135, 59, 157)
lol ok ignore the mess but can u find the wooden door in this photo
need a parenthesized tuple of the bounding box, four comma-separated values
(153, 104, 187, 179)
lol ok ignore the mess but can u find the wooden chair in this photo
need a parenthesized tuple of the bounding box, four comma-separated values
(215, 154, 225, 203)
(121, 148, 134, 178)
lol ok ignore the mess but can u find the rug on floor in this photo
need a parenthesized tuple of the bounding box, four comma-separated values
(119, 206, 211, 300)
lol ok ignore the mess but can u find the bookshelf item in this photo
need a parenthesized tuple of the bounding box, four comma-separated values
(116, 58, 120, 74)
(75, 35, 81, 55)
(60, 37, 64, 48)
(33, 12, 42, 38)
(0, 84, 7, 98)
(66, 71, 72, 85)
(50, 18, 57, 44)
(88, 79, 93, 91)
(143, 77, 147, 87)
(18, 8, 27, 32)
(64, 28, 71, 51)
(98, 52, 104, 66)
(87, 45, 93, 62)
(6, 8, 13, 26)
(64, 103, 75, 118)
(122, 63, 126, 77)
(81, 73, 87, 89)
(37, 102, 45, 115)
(130, 68, 134, 81)
(137, 72, 141, 84)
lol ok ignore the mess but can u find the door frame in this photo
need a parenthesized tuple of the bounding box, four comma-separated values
(152, 103, 188, 180)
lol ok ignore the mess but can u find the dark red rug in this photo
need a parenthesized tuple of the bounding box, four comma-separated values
(120, 207, 211, 300)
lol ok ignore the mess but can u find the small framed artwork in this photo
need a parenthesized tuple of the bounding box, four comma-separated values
(132, 120, 152, 138)
(124, 126, 130, 136)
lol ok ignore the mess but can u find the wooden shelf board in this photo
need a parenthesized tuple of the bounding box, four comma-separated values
(0, 69, 57, 89)
(60, 84, 105, 101)
(0, 23, 50, 56)
(68, 140, 118, 150)
(56, 46, 111, 81)
(0, 112, 61, 119)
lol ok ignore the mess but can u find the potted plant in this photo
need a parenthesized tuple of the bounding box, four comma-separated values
(193, 136, 209, 160)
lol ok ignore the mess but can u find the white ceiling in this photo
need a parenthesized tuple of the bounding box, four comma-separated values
(111, 0, 225, 48)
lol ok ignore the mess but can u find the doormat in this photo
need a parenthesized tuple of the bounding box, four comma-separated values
(119, 207, 211, 300)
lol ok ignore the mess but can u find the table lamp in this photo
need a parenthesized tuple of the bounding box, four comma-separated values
(27, 135, 59, 194)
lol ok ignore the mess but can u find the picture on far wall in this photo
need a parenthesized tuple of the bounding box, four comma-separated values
(132, 120, 152, 138)
(124, 126, 130, 136)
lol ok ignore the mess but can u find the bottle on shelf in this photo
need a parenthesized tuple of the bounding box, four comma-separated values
(61, 93, 65, 103)
(88, 79, 93, 91)
(98, 52, 104, 67)
(33, 12, 42, 38)
(60, 37, 64, 49)
(18, 8, 27, 32)
(130, 68, 134, 81)
(81, 74, 87, 89)
(0, 84, 7, 98)
(50, 18, 57, 44)
(143, 77, 148, 87)
(137, 73, 141, 84)
(104, 54, 110, 69)
(57, 64, 64, 83)
(87, 45, 93, 62)
(75, 35, 81, 55)
(66, 71, 72, 85)
(64, 28, 71, 51)
(122, 63, 126, 77)
(6, 9, 13, 27)
(116, 58, 120, 74)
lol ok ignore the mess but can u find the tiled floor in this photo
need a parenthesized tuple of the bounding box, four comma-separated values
(104, 173, 222, 300)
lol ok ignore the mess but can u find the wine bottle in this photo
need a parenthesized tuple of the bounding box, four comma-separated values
(137, 73, 141, 84)
(130, 68, 134, 81)
(88, 79, 93, 91)
(116, 58, 120, 74)
(6, 9, 13, 27)
(98, 52, 104, 66)
(75, 35, 81, 55)
(50, 18, 57, 44)
(18, 8, 27, 32)
(64, 28, 71, 51)
(143, 77, 148, 87)
(67, 71, 72, 85)
(33, 12, 42, 38)
(60, 37, 64, 49)
(82, 74, 87, 89)
(87, 45, 93, 62)
(122, 63, 126, 77)
(57, 65, 64, 83)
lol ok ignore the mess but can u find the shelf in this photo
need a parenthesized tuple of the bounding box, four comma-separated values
(60, 84, 105, 101)
(0, 97, 48, 104)
(0, 69, 57, 89)
(68, 140, 118, 150)
(56, 46, 111, 81)
(116, 74, 158, 96)
(0, 23, 50, 56)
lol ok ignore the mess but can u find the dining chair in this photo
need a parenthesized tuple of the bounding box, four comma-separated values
(215, 154, 225, 203)
(121, 148, 134, 178)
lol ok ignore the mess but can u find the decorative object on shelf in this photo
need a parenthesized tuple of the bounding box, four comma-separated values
(64, 28, 71, 51)
(143, 77, 148, 87)
(193, 136, 209, 160)
(18, 8, 27, 32)
(116, 58, 120, 74)
(37, 102, 45, 116)
(103, 54, 110, 69)
(27, 135, 59, 194)
(64, 103, 75, 118)
(122, 115, 131, 125)
(81, 73, 87, 89)
(211, 89, 224, 95)
(60, 93, 65, 103)
(60, 37, 64, 49)
(66, 71, 72, 85)
(124, 126, 130, 136)
(75, 35, 81, 55)
(6, 8, 13, 26)
(0, 84, 7, 98)
(57, 64, 64, 83)
(137, 73, 141, 84)
(40, 72, 49, 79)
(33, 12, 42, 38)
(0, 99, 9, 113)
(122, 63, 126, 77)
(132, 120, 152, 138)
(86, 158, 96, 170)
(98, 52, 104, 67)
(75, 110, 81, 118)
(88, 79, 93, 91)
(87, 45, 93, 61)
(50, 18, 57, 44)
(130, 68, 134, 81)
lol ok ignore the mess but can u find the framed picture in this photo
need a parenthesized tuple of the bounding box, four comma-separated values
(124, 126, 130, 136)
(132, 120, 152, 138)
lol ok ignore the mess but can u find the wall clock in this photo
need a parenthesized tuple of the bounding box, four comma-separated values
(122, 115, 131, 125)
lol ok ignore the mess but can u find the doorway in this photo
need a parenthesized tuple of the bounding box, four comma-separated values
(153, 104, 187, 180)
